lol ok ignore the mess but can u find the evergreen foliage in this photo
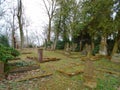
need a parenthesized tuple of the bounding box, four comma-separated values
(0, 35, 9, 47)
(0, 44, 20, 63)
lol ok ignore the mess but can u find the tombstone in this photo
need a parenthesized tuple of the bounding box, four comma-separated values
(99, 37, 107, 55)
(0, 61, 4, 80)
(83, 59, 97, 89)
(81, 44, 88, 56)
(38, 48, 43, 62)
(64, 43, 70, 55)
(111, 53, 120, 63)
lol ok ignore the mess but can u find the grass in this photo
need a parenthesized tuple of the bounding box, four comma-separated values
(0, 48, 120, 90)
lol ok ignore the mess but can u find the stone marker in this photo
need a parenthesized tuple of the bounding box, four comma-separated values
(0, 61, 4, 80)
(38, 48, 43, 62)
(83, 59, 97, 89)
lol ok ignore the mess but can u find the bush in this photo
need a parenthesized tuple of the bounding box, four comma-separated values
(0, 44, 20, 72)
(56, 40, 65, 49)
(0, 44, 20, 63)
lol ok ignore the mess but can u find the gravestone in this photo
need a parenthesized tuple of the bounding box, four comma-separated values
(38, 48, 43, 62)
(0, 61, 4, 80)
(64, 43, 71, 55)
(81, 44, 88, 56)
(83, 59, 97, 89)
(111, 53, 120, 63)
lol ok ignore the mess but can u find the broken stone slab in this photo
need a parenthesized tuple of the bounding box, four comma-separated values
(15, 73, 52, 82)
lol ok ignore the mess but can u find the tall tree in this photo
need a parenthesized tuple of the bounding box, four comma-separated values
(81, 0, 114, 55)
(17, 0, 24, 49)
(111, 0, 120, 55)
(42, 0, 57, 43)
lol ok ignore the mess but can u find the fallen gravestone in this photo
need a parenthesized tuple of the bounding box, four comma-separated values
(58, 65, 84, 76)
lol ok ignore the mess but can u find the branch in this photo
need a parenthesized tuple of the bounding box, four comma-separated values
(42, 0, 50, 16)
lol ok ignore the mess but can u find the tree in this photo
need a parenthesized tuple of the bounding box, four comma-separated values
(81, 0, 114, 55)
(17, 0, 24, 49)
(111, 0, 120, 55)
(42, 0, 57, 44)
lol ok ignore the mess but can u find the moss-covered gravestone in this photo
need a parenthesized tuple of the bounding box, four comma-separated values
(0, 61, 4, 80)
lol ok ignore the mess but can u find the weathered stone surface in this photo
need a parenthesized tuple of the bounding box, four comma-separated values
(99, 37, 107, 55)
(111, 53, 120, 63)
(0, 61, 4, 74)
(38, 48, 43, 62)
(83, 59, 97, 89)
(0, 61, 4, 80)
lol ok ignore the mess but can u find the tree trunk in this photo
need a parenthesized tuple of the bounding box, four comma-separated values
(80, 41, 82, 51)
(112, 39, 118, 56)
(26, 29, 29, 47)
(18, 16, 24, 49)
(111, 31, 120, 56)
(12, 9, 16, 48)
(17, 0, 24, 49)
(12, 29, 15, 48)
(47, 17, 51, 43)
(99, 36, 107, 55)
(53, 38, 57, 50)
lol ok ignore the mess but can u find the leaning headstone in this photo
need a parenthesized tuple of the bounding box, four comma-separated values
(111, 53, 120, 63)
(83, 59, 97, 89)
(0, 61, 5, 80)
(38, 48, 43, 62)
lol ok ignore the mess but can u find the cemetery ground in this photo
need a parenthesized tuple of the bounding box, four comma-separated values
(0, 48, 120, 90)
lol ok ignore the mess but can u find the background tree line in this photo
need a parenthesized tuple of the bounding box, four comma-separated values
(43, 0, 120, 56)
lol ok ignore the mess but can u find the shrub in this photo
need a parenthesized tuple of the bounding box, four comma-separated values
(0, 44, 20, 63)
(56, 40, 64, 49)
(0, 44, 20, 72)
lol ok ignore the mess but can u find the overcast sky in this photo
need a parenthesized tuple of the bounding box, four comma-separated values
(23, 0, 48, 27)
(22, 0, 49, 45)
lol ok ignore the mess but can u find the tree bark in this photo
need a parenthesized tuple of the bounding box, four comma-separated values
(111, 31, 120, 56)
(99, 36, 107, 55)
(47, 17, 51, 43)
(17, 0, 24, 49)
